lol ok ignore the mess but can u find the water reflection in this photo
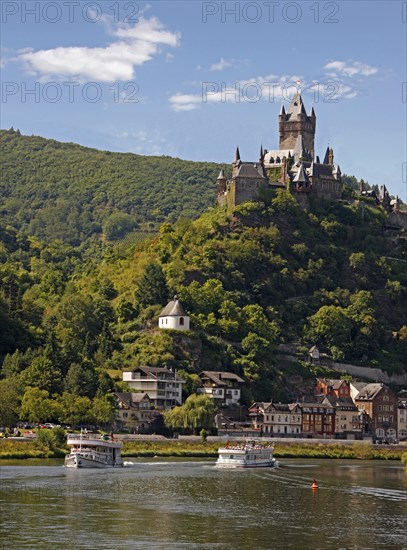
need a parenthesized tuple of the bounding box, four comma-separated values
(0, 459, 405, 549)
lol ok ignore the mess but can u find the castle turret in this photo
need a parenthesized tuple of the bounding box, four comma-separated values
(323, 146, 334, 165)
(234, 146, 241, 163)
(217, 167, 227, 195)
(333, 164, 341, 181)
(259, 144, 264, 164)
(279, 93, 316, 158)
(232, 146, 241, 177)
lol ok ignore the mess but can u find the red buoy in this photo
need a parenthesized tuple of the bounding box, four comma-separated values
(311, 479, 319, 489)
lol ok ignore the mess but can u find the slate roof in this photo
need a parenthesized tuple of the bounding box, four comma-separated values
(132, 392, 150, 403)
(264, 149, 293, 164)
(286, 92, 307, 118)
(317, 378, 346, 390)
(123, 365, 185, 382)
(200, 371, 245, 385)
(355, 383, 386, 401)
(115, 392, 151, 408)
(159, 297, 187, 318)
(351, 382, 367, 392)
(298, 402, 335, 411)
(293, 134, 305, 161)
(235, 162, 267, 179)
(308, 162, 335, 178)
(322, 395, 357, 410)
(293, 163, 308, 183)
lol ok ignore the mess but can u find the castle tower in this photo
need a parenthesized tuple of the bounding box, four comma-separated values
(323, 146, 334, 166)
(279, 93, 316, 158)
(232, 146, 241, 177)
(217, 167, 227, 195)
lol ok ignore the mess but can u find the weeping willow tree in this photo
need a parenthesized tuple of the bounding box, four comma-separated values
(164, 394, 216, 434)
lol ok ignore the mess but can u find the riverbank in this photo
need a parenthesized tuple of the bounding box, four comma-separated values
(0, 437, 404, 461)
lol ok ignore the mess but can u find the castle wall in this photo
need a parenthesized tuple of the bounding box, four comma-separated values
(228, 179, 262, 207)
(311, 179, 342, 200)
(387, 211, 407, 230)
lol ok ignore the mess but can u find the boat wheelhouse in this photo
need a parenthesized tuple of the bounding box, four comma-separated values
(216, 441, 279, 469)
(64, 433, 123, 468)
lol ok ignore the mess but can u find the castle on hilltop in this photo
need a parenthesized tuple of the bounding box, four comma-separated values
(217, 92, 342, 208)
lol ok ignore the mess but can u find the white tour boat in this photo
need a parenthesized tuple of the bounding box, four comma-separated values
(216, 441, 279, 469)
(64, 432, 123, 468)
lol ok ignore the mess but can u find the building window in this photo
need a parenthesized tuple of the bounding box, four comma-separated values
(179, 317, 184, 326)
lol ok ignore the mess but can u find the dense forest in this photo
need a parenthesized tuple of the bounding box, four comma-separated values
(0, 129, 406, 427)
(0, 128, 220, 245)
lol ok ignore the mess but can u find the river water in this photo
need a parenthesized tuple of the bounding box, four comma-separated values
(0, 458, 406, 550)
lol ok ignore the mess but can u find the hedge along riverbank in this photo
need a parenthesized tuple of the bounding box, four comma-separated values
(0, 438, 404, 460)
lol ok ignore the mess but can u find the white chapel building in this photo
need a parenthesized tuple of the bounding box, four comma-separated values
(158, 296, 190, 331)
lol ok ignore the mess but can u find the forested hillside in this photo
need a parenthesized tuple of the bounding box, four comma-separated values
(0, 130, 406, 426)
(0, 128, 219, 244)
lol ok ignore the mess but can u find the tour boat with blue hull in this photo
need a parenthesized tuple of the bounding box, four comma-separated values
(216, 442, 279, 469)
(65, 433, 123, 468)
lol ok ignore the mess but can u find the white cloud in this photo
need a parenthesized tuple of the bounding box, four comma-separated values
(324, 60, 378, 78)
(169, 93, 203, 111)
(115, 127, 168, 155)
(18, 16, 180, 82)
(210, 57, 233, 71)
(169, 74, 305, 111)
(333, 83, 358, 100)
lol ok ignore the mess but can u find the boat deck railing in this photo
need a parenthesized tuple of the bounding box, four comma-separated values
(66, 434, 121, 445)
(219, 444, 273, 451)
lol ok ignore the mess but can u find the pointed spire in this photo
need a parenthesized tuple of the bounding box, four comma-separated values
(287, 92, 307, 117)
(316, 155, 320, 163)
(259, 144, 264, 163)
(293, 134, 305, 162)
(309, 161, 315, 177)
(333, 164, 341, 179)
(279, 104, 286, 116)
(323, 146, 330, 165)
(217, 167, 225, 180)
(310, 106, 316, 117)
(234, 146, 241, 163)
(293, 163, 308, 183)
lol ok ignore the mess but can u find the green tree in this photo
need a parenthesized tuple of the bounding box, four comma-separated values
(58, 393, 92, 427)
(177, 370, 201, 398)
(305, 305, 353, 358)
(164, 394, 216, 434)
(0, 378, 22, 427)
(135, 263, 169, 308)
(103, 212, 135, 240)
(90, 396, 116, 427)
(21, 387, 58, 423)
(64, 361, 98, 398)
(54, 295, 103, 363)
(22, 356, 63, 394)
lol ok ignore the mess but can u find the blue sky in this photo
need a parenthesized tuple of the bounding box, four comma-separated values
(1, 1, 406, 199)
